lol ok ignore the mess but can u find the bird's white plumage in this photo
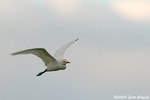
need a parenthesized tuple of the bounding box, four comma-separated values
(11, 48, 56, 66)
(11, 38, 79, 76)
(53, 38, 79, 60)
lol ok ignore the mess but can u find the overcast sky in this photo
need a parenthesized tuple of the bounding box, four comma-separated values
(0, 0, 150, 100)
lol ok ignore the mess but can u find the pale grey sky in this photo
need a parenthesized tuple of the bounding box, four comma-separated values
(0, 0, 150, 100)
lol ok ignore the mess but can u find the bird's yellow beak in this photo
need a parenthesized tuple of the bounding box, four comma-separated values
(66, 61, 71, 64)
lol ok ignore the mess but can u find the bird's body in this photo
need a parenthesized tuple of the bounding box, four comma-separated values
(46, 59, 66, 71)
(11, 39, 79, 76)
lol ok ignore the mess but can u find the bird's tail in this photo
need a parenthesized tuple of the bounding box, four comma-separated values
(36, 69, 47, 76)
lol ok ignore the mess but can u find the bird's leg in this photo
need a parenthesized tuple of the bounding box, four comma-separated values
(36, 69, 47, 76)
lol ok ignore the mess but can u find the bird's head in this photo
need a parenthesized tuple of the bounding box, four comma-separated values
(62, 59, 71, 65)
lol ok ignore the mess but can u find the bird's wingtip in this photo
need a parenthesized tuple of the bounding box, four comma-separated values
(75, 38, 79, 41)
(10, 53, 14, 56)
(10, 52, 18, 56)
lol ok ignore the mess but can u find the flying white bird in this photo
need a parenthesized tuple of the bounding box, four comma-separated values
(11, 39, 79, 76)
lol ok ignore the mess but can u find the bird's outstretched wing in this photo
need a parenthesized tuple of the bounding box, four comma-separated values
(53, 39, 79, 60)
(11, 48, 56, 66)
